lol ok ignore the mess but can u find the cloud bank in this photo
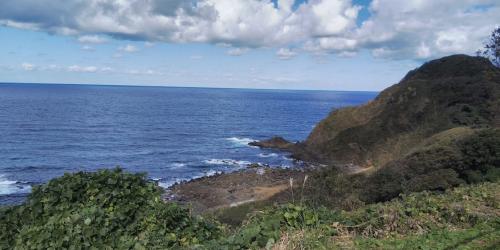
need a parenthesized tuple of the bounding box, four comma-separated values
(1, 0, 499, 59)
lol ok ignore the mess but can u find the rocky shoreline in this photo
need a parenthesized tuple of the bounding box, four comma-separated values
(163, 137, 370, 213)
(163, 161, 312, 213)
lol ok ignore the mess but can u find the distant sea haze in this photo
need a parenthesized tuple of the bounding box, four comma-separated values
(0, 83, 377, 204)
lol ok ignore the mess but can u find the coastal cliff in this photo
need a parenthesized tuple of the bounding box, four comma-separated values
(297, 55, 500, 167)
(251, 55, 500, 204)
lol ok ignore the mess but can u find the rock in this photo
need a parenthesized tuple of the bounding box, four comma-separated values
(248, 136, 294, 150)
(247, 163, 261, 168)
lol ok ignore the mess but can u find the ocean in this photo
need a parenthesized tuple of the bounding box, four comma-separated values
(0, 83, 377, 205)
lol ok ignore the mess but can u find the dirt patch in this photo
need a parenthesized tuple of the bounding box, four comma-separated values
(164, 167, 307, 213)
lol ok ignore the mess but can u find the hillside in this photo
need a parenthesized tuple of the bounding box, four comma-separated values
(1, 169, 499, 249)
(301, 55, 500, 167)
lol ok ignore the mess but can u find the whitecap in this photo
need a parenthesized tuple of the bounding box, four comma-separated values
(258, 153, 278, 158)
(0, 174, 31, 195)
(205, 169, 222, 177)
(158, 177, 191, 189)
(203, 159, 251, 167)
(225, 137, 255, 147)
(170, 163, 187, 168)
(157, 170, 222, 189)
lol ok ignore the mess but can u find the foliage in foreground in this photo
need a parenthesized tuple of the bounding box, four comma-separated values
(230, 181, 499, 249)
(1, 169, 498, 249)
(0, 168, 222, 249)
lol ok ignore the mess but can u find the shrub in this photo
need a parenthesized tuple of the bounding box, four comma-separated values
(214, 204, 337, 249)
(0, 168, 222, 249)
(363, 128, 500, 202)
(460, 129, 500, 174)
(221, 181, 500, 249)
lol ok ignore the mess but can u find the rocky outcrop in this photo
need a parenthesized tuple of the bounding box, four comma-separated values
(248, 137, 295, 150)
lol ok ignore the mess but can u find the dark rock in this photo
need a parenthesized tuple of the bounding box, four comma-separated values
(249, 136, 294, 150)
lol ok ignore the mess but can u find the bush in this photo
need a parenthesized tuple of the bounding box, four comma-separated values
(363, 128, 500, 202)
(213, 204, 338, 249)
(461, 129, 500, 174)
(303, 167, 366, 210)
(302, 128, 500, 206)
(221, 181, 500, 249)
(0, 168, 222, 249)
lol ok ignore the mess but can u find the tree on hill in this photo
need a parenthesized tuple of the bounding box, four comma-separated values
(479, 26, 500, 67)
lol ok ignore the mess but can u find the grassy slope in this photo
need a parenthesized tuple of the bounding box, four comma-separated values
(264, 181, 500, 250)
(302, 55, 500, 167)
(302, 127, 500, 207)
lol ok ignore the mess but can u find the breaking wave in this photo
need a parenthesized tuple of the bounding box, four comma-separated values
(0, 174, 31, 196)
(225, 137, 255, 147)
(203, 159, 251, 167)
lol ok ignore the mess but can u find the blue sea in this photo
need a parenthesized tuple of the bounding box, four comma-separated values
(0, 83, 376, 205)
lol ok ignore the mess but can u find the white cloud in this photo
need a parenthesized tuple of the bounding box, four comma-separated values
(337, 51, 357, 58)
(81, 45, 95, 51)
(118, 44, 139, 53)
(276, 48, 297, 60)
(0, 0, 360, 48)
(101, 67, 114, 72)
(304, 37, 358, 55)
(46, 64, 60, 70)
(144, 42, 155, 47)
(67, 65, 98, 73)
(1, 20, 39, 30)
(227, 47, 249, 56)
(21, 64, 62, 71)
(0, 0, 499, 60)
(351, 0, 500, 59)
(416, 42, 431, 59)
(21, 63, 35, 71)
(125, 69, 162, 75)
(77, 35, 108, 44)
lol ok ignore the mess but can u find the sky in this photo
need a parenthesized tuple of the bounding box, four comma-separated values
(0, 0, 499, 91)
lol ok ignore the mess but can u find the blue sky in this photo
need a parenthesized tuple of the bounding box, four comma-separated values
(0, 0, 498, 91)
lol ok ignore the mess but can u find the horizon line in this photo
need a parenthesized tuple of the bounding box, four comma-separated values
(0, 81, 381, 93)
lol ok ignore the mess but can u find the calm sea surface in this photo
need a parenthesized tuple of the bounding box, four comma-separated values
(0, 83, 376, 204)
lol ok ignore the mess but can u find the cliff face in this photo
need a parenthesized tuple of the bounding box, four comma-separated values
(304, 55, 500, 167)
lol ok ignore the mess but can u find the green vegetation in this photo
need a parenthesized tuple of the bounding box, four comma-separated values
(301, 55, 500, 167)
(1, 168, 498, 249)
(236, 181, 500, 249)
(304, 128, 500, 208)
(0, 168, 222, 249)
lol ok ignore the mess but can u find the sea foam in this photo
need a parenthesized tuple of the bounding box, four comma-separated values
(258, 153, 278, 158)
(225, 137, 255, 147)
(0, 174, 31, 195)
(157, 169, 222, 189)
(203, 159, 251, 167)
(170, 163, 187, 168)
